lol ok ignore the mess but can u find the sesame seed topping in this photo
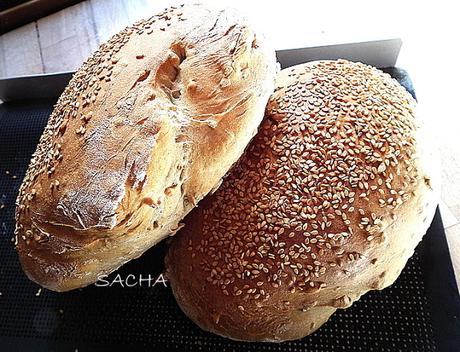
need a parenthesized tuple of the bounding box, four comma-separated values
(186, 60, 419, 301)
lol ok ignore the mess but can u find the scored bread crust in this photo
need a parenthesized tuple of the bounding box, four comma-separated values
(15, 3, 276, 292)
(165, 60, 439, 342)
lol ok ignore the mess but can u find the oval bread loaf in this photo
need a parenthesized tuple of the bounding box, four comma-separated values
(165, 60, 439, 341)
(15, 3, 276, 292)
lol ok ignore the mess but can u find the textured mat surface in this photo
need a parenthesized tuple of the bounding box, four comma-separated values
(0, 69, 459, 352)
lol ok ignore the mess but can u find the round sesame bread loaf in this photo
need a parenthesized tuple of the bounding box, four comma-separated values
(165, 60, 439, 341)
(15, 3, 276, 292)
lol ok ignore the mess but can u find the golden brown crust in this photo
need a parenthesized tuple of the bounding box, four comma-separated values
(15, 3, 276, 291)
(165, 60, 439, 341)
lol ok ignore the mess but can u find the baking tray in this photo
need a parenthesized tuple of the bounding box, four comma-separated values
(0, 52, 459, 352)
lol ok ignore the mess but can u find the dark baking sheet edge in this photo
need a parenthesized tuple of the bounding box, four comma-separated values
(418, 208, 460, 352)
(0, 39, 403, 102)
(1, 51, 459, 351)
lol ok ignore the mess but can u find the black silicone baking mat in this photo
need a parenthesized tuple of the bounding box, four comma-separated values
(0, 68, 459, 352)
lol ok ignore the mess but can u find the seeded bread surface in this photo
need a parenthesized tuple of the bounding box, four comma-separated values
(15, 3, 276, 292)
(166, 60, 439, 341)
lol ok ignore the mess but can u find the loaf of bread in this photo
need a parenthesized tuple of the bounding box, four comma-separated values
(15, 3, 276, 292)
(165, 60, 439, 341)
